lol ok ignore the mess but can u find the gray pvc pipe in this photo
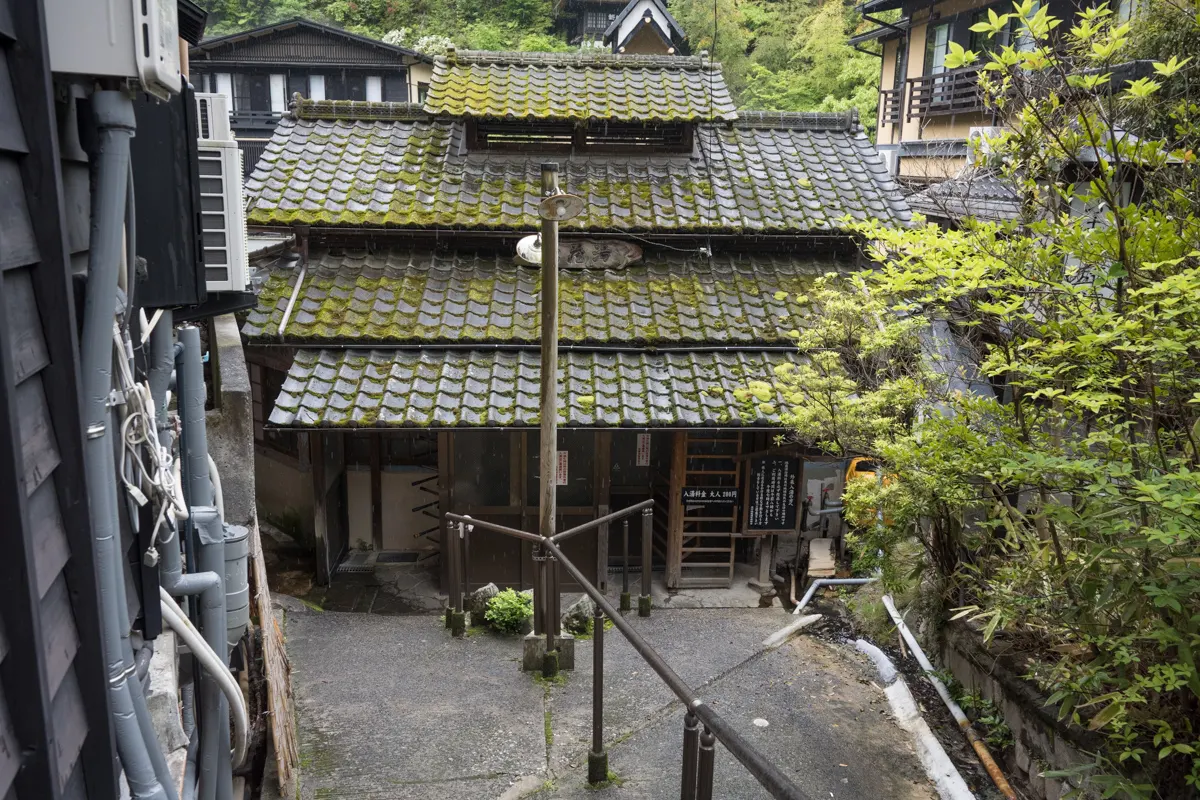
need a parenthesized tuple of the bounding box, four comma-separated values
(180, 325, 231, 800)
(183, 733, 201, 800)
(147, 309, 175, 448)
(192, 508, 231, 800)
(792, 577, 877, 615)
(79, 90, 170, 800)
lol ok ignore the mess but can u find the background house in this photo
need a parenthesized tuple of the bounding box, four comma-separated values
(853, 0, 1138, 184)
(189, 18, 432, 176)
(603, 0, 689, 55)
(239, 50, 910, 592)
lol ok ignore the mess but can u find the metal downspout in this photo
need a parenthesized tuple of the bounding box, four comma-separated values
(178, 326, 232, 800)
(79, 90, 170, 800)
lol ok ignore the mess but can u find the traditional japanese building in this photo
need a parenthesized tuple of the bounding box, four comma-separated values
(189, 18, 432, 176)
(240, 50, 910, 591)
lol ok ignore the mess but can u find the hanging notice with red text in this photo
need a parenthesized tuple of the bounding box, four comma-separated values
(635, 433, 651, 467)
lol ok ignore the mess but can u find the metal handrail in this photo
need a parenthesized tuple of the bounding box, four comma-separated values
(551, 498, 654, 543)
(441, 509, 810, 800)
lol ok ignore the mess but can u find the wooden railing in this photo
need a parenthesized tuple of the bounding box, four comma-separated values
(879, 88, 903, 126)
(906, 67, 984, 121)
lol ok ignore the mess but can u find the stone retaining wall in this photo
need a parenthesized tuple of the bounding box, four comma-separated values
(939, 623, 1103, 800)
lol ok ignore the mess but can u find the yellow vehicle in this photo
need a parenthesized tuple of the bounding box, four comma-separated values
(844, 457, 890, 527)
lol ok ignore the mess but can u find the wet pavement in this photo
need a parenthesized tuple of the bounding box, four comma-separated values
(275, 604, 937, 800)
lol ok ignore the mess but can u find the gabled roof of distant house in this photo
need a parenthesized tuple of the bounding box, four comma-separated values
(603, 0, 688, 54)
(907, 169, 1021, 224)
(190, 17, 428, 64)
(245, 101, 909, 233)
(423, 50, 733, 122)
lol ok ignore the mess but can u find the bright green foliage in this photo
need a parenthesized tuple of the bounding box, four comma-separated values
(775, 3, 1200, 795)
(484, 588, 533, 634)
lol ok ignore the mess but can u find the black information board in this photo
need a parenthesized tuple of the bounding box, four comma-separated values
(681, 486, 740, 505)
(747, 456, 800, 531)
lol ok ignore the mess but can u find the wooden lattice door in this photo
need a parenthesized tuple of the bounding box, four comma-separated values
(666, 432, 744, 588)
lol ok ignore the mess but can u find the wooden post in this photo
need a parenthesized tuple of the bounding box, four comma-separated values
(370, 435, 383, 552)
(595, 430, 612, 590)
(665, 431, 686, 589)
(311, 432, 330, 586)
(539, 163, 560, 652)
(438, 431, 452, 591)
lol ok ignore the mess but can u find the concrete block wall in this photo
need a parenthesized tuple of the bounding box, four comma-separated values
(940, 624, 1102, 800)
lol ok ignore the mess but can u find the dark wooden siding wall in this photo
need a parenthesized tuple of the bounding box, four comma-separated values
(0, 0, 118, 798)
(196, 27, 406, 66)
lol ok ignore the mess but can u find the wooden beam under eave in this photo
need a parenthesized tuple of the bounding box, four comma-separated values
(665, 431, 686, 589)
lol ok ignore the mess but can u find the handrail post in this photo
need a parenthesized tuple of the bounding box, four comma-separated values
(681, 710, 700, 800)
(639, 506, 652, 617)
(445, 517, 457, 629)
(697, 725, 716, 800)
(449, 521, 466, 637)
(620, 518, 631, 612)
(587, 603, 608, 785)
(462, 521, 471, 599)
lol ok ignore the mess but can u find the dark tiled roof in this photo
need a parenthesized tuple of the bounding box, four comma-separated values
(241, 249, 827, 345)
(245, 113, 910, 232)
(907, 170, 1021, 223)
(422, 51, 736, 122)
(270, 348, 793, 428)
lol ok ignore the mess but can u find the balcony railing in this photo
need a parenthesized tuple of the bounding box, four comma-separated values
(906, 67, 984, 121)
(879, 89, 903, 126)
(230, 109, 281, 138)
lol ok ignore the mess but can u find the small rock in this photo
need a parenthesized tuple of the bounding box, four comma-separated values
(465, 582, 499, 614)
(562, 595, 596, 635)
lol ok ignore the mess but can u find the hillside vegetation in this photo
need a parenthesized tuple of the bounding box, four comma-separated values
(197, 0, 880, 123)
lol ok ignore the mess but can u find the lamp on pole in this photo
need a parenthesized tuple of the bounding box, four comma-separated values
(535, 163, 583, 675)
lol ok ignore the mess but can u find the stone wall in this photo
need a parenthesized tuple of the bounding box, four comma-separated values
(940, 623, 1102, 800)
(207, 314, 256, 528)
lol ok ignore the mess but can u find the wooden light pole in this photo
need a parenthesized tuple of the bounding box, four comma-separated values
(535, 162, 582, 675)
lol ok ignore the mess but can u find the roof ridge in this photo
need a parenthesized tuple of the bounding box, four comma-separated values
(440, 49, 717, 70)
(733, 109, 860, 132)
(290, 97, 428, 122)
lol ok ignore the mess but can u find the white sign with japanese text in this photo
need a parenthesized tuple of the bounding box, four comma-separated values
(635, 433, 651, 466)
(556, 450, 568, 485)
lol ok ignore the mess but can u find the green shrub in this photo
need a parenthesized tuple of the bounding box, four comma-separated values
(485, 588, 532, 634)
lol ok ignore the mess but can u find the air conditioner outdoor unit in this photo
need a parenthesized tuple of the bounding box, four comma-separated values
(195, 92, 233, 142)
(968, 126, 1006, 163)
(44, 0, 181, 99)
(878, 148, 900, 176)
(197, 140, 249, 293)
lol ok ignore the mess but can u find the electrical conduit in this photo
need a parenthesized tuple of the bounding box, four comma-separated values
(178, 326, 233, 800)
(882, 594, 1017, 799)
(79, 90, 171, 800)
(159, 588, 248, 768)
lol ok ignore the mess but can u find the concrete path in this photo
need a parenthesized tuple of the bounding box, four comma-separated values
(280, 606, 937, 800)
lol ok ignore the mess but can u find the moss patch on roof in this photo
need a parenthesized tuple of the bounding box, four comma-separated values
(269, 348, 795, 429)
(242, 248, 829, 345)
(422, 51, 738, 122)
(244, 117, 911, 233)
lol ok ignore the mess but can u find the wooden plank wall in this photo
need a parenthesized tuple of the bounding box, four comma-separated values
(0, 0, 118, 797)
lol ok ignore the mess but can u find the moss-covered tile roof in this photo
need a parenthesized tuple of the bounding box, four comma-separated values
(269, 348, 792, 429)
(422, 51, 738, 122)
(244, 113, 911, 232)
(241, 248, 829, 345)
